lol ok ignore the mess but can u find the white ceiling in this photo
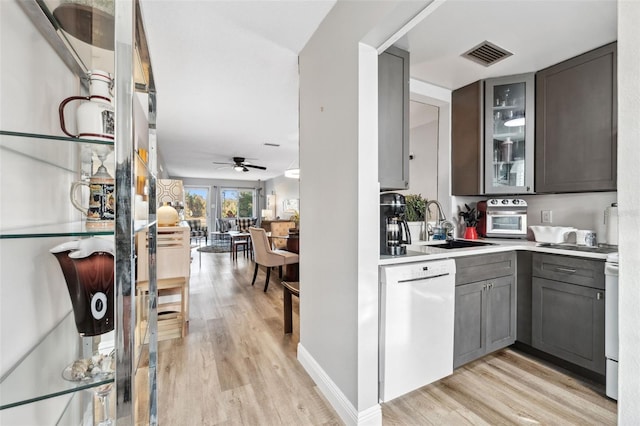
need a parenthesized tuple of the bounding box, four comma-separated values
(397, 0, 617, 90)
(139, 0, 617, 181)
(139, 0, 335, 181)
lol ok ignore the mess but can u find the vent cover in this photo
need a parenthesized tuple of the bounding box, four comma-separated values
(462, 41, 513, 67)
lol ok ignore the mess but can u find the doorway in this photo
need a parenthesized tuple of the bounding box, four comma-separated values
(407, 100, 440, 200)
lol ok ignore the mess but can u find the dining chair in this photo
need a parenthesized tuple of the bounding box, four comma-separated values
(248, 227, 299, 292)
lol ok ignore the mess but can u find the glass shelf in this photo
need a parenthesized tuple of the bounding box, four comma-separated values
(0, 221, 114, 239)
(0, 312, 113, 410)
(0, 130, 114, 146)
(493, 132, 524, 141)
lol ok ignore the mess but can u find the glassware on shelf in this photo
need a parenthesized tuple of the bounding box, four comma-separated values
(501, 137, 514, 163)
(61, 351, 115, 426)
(95, 384, 114, 426)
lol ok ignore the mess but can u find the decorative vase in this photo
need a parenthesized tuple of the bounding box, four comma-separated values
(464, 226, 478, 240)
(157, 203, 179, 226)
(51, 238, 115, 336)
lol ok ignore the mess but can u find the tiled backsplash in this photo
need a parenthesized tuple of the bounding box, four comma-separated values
(453, 191, 617, 243)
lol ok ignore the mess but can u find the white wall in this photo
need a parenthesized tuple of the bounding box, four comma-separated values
(1, 1, 84, 423)
(617, 1, 640, 422)
(298, 2, 430, 423)
(264, 175, 300, 219)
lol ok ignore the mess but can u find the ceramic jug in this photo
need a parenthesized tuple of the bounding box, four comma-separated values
(51, 238, 115, 336)
(59, 70, 114, 140)
(70, 162, 115, 229)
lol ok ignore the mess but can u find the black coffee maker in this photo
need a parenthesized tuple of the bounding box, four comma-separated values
(380, 193, 411, 256)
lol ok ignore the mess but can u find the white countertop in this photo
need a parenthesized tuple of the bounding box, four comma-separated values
(379, 239, 617, 265)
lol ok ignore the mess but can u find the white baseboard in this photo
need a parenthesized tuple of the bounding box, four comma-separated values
(297, 343, 382, 426)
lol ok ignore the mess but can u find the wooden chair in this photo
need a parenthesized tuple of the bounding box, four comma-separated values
(248, 227, 299, 292)
(282, 281, 300, 334)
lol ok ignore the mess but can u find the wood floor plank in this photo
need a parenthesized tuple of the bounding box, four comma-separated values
(151, 250, 616, 425)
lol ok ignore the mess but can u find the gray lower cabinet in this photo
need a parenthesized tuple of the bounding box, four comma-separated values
(454, 253, 516, 368)
(535, 42, 617, 193)
(516, 251, 533, 345)
(531, 254, 606, 374)
(378, 46, 409, 191)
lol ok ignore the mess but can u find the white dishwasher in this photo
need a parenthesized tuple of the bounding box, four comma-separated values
(379, 259, 456, 402)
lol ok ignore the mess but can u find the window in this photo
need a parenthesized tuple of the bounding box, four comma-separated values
(221, 188, 255, 218)
(185, 187, 209, 226)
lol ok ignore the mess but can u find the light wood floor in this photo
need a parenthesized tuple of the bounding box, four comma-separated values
(151, 250, 616, 425)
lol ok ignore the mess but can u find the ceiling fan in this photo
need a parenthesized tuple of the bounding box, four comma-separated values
(213, 156, 267, 173)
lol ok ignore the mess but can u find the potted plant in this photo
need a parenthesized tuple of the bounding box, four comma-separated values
(404, 194, 427, 241)
(459, 203, 481, 239)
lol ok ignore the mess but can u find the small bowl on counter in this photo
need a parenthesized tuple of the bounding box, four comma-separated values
(529, 225, 577, 244)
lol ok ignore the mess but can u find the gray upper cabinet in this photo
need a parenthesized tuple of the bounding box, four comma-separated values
(378, 46, 409, 191)
(451, 73, 535, 195)
(484, 74, 535, 194)
(535, 42, 617, 193)
(451, 81, 483, 195)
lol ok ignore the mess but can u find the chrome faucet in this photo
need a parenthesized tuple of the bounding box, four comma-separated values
(425, 200, 455, 240)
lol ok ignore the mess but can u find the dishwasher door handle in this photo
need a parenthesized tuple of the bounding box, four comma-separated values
(398, 273, 450, 284)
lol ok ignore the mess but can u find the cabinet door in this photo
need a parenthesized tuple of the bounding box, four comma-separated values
(484, 73, 535, 194)
(454, 281, 486, 368)
(486, 275, 516, 353)
(532, 277, 605, 374)
(451, 81, 483, 195)
(378, 46, 409, 191)
(535, 42, 617, 193)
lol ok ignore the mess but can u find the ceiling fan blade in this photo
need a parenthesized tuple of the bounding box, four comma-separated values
(212, 161, 232, 165)
(244, 164, 267, 170)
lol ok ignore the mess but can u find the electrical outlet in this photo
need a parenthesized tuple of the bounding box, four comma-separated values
(541, 210, 553, 223)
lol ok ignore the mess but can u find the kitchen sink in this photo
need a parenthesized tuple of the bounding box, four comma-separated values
(536, 243, 618, 254)
(429, 240, 495, 249)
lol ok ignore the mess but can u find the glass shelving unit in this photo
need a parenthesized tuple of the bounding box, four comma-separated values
(2, 0, 158, 424)
(0, 312, 112, 410)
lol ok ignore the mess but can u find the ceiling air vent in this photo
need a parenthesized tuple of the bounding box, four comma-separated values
(462, 41, 513, 67)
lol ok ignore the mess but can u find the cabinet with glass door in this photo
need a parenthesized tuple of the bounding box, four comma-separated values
(484, 74, 535, 194)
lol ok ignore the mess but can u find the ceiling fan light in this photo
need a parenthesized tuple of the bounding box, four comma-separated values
(285, 168, 300, 179)
(233, 165, 244, 172)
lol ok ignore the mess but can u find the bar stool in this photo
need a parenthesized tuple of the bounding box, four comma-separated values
(231, 235, 250, 260)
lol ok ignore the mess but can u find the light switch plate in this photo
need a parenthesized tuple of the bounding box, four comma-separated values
(541, 210, 553, 223)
